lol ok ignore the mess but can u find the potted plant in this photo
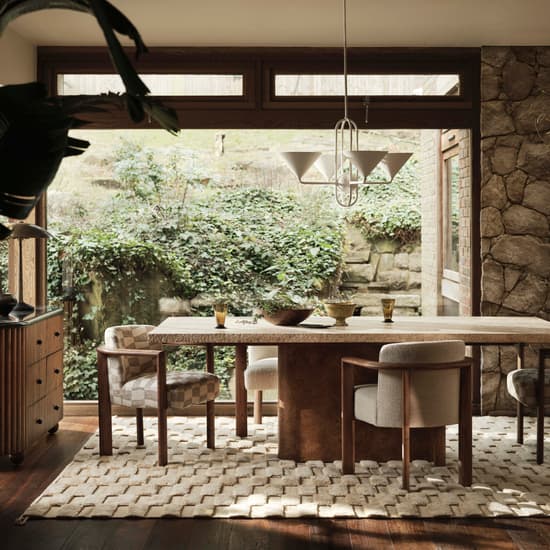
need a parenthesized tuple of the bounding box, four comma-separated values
(256, 288, 315, 326)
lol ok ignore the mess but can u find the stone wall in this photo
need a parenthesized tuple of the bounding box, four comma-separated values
(341, 224, 421, 316)
(481, 46, 550, 414)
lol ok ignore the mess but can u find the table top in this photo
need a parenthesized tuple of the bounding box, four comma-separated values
(149, 315, 550, 345)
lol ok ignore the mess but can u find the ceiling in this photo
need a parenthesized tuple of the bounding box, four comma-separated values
(7, 0, 550, 48)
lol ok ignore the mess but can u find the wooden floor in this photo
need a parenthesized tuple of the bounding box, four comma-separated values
(1, 418, 550, 550)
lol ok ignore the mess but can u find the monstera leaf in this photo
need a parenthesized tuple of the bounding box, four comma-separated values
(0, 0, 180, 236)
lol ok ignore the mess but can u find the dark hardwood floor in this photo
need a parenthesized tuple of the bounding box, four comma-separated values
(1, 417, 550, 550)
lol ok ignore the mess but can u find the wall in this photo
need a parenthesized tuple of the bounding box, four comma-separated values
(481, 46, 550, 414)
(0, 28, 35, 83)
(341, 225, 421, 317)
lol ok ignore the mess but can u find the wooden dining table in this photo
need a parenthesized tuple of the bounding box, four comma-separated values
(149, 315, 550, 464)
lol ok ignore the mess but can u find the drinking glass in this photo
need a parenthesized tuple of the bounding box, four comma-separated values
(381, 298, 395, 323)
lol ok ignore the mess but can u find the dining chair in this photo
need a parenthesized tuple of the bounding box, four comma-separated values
(506, 348, 550, 464)
(245, 345, 278, 424)
(97, 325, 220, 466)
(341, 340, 472, 490)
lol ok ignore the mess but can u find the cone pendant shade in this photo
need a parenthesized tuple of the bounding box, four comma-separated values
(344, 151, 387, 181)
(280, 152, 322, 181)
(380, 152, 413, 181)
(315, 154, 340, 181)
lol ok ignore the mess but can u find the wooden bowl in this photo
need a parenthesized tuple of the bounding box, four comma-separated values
(261, 308, 314, 326)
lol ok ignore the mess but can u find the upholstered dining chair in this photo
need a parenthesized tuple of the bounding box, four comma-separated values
(341, 340, 472, 490)
(97, 325, 220, 466)
(506, 348, 550, 464)
(245, 345, 278, 424)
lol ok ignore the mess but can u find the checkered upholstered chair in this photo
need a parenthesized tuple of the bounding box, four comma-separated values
(97, 325, 220, 466)
(506, 348, 550, 464)
(245, 346, 278, 424)
(341, 340, 472, 490)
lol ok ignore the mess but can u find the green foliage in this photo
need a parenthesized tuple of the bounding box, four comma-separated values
(63, 340, 99, 400)
(346, 159, 421, 244)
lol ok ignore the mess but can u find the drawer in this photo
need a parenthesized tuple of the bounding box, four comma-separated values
(46, 350, 63, 393)
(26, 398, 48, 445)
(25, 322, 48, 364)
(46, 315, 64, 353)
(26, 359, 47, 405)
(45, 388, 63, 429)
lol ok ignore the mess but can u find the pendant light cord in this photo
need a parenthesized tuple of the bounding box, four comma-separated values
(343, 0, 348, 119)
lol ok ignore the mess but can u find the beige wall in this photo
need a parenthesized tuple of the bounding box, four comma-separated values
(0, 27, 35, 84)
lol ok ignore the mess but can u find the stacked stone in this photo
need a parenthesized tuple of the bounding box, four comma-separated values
(481, 46, 550, 413)
(341, 225, 421, 317)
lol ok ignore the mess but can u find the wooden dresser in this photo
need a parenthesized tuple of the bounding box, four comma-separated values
(0, 309, 64, 464)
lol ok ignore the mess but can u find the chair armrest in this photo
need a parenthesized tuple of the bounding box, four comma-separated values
(96, 345, 164, 358)
(342, 356, 472, 371)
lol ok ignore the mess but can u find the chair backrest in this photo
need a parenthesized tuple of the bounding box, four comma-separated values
(104, 325, 160, 394)
(248, 345, 278, 363)
(376, 340, 465, 428)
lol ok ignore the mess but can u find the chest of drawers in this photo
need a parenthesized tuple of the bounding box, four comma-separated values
(0, 309, 64, 464)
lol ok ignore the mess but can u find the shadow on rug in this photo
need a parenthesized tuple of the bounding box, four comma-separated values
(23, 416, 550, 519)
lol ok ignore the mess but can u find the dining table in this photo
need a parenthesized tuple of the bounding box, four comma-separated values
(149, 315, 550, 464)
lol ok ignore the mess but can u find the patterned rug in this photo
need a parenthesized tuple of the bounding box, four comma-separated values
(23, 416, 550, 519)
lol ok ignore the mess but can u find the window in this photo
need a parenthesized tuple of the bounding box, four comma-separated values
(57, 74, 244, 96)
(275, 74, 460, 97)
(443, 154, 459, 272)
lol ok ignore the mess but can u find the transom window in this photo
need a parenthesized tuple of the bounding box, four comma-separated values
(274, 74, 460, 97)
(57, 74, 244, 96)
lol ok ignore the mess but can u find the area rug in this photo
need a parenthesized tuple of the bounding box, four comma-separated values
(23, 416, 550, 519)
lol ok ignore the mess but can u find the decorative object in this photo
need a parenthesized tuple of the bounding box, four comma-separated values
(280, 0, 412, 207)
(21, 415, 550, 519)
(0, 292, 16, 317)
(213, 302, 228, 329)
(8, 222, 52, 315)
(381, 298, 395, 323)
(261, 307, 314, 326)
(324, 300, 356, 326)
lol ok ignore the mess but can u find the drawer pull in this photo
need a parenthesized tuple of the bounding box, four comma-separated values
(54, 331, 61, 337)
(54, 368, 60, 374)
(37, 339, 43, 345)
(36, 419, 43, 425)
(53, 405, 60, 411)
(36, 378, 43, 385)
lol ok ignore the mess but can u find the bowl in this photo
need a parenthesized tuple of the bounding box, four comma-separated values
(261, 308, 314, 326)
(324, 301, 356, 327)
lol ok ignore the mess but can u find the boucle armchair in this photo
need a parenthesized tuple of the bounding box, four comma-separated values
(245, 345, 278, 424)
(341, 340, 472, 490)
(97, 325, 220, 466)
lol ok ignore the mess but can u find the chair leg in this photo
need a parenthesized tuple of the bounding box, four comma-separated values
(459, 364, 473, 486)
(517, 343, 524, 445)
(97, 350, 112, 456)
(254, 390, 263, 424)
(206, 400, 215, 449)
(517, 401, 524, 445)
(402, 369, 411, 491)
(536, 349, 546, 465)
(341, 362, 355, 474)
(136, 408, 145, 448)
(157, 353, 168, 466)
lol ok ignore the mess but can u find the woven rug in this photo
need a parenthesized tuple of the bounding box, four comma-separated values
(23, 416, 550, 519)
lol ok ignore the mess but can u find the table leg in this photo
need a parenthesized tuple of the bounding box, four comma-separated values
(459, 363, 472, 486)
(235, 344, 248, 437)
(517, 344, 524, 444)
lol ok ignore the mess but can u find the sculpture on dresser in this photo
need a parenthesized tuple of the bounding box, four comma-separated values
(8, 222, 52, 315)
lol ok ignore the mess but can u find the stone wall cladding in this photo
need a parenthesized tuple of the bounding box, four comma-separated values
(342, 224, 421, 316)
(481, 46, 550, 414)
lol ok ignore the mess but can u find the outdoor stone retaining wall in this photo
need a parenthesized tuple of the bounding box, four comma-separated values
(341, 224, 421, 316)
(481, 46, 550, 414)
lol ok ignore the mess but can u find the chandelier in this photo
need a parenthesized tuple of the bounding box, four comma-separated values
(280, 0, 412, 207)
